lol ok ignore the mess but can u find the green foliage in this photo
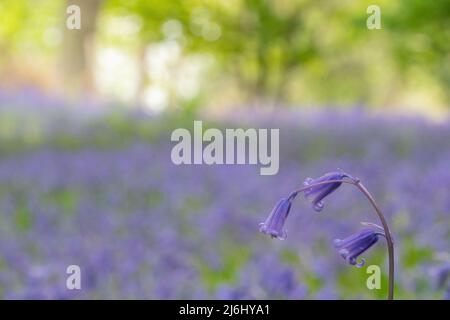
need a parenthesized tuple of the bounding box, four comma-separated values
(101, 0, 450, 108)
(43, 189, 80, 217)
(1, 0, 449, 110)
(197, 241, 251, 292)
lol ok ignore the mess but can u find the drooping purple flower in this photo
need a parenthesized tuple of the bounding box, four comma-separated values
(435, 264, 450, 289)
(333, 228, 382, 268)
(259, 198, 292, 240)
(303, 171, 350, 212)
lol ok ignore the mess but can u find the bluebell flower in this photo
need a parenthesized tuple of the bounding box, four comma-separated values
(303, 171, 350, 212)
(434, 264, 450, 299)
(333, 228, 383, 268)
(259, 198, 292, 240)
(435, 264, 450, 289)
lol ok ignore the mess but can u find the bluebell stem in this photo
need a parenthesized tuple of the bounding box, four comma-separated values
(259, 198, 292, 240)
(303, 172, 350, 212)
(333, 227, 384, 268)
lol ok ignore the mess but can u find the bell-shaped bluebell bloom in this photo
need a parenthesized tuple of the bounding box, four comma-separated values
(333, 228, 382, 268)
(303, 171, 349, 212)
(435, 264, 450, 289)
(259, 198, 292, 240)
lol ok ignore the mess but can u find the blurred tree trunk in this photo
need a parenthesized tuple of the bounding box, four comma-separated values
(60, 0, 102, 95)
(135, 45, 148, 108)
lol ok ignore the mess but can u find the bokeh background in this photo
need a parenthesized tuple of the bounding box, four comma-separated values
(0, 0, 449, 299)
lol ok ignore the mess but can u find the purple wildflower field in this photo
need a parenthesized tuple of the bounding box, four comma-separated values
(0, 90, 450, 299)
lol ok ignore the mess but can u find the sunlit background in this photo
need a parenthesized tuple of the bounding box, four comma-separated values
(0, 0, 449, 299)
(1, 0, 449, 116)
